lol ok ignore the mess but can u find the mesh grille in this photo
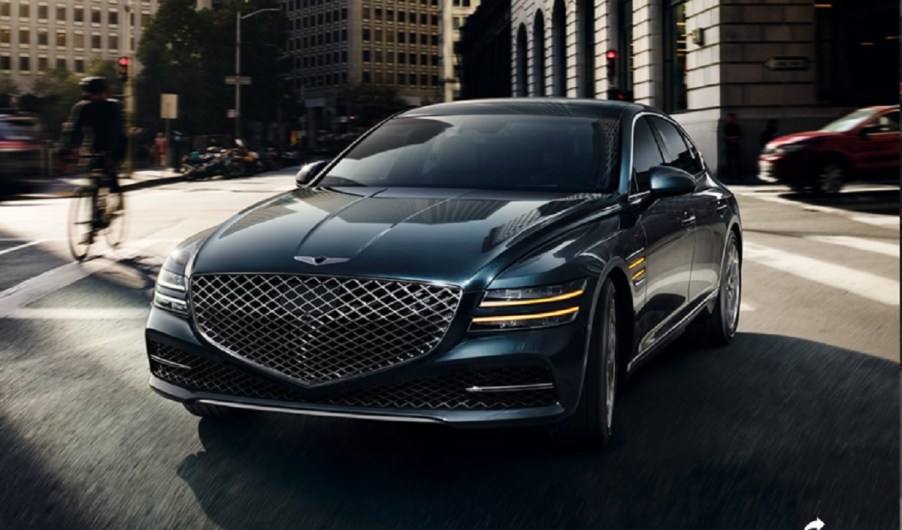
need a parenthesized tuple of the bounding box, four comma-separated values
(149, 342, 557, 410)
(190, 274, 461, 386)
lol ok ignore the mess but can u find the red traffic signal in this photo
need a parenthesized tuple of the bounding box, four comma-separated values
(118, 56, 130, 81)
(605, 49, 617, 60)
(605, 50, 617, 81)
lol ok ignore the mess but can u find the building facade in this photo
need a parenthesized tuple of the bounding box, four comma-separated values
(457, 0, 511, 99)
(440, 0, 481, 101)
(284, 0, 444, 131)
(0, 0, 161, 92)
(510, 0, 899, 175)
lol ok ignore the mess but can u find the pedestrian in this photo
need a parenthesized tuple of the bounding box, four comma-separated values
(153, 132, 167, 168)
(722, 113, 742, 183)
(759, 119, 779, 151)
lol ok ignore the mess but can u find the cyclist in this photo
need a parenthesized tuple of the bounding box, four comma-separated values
(64, 76, 127, 240)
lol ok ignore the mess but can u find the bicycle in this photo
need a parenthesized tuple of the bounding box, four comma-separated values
(67, 153, 127, 261)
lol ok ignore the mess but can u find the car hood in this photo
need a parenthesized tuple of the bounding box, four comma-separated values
(190, 186, 620, 289)
(769, 130, 834, 146)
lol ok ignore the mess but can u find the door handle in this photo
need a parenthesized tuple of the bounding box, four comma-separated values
(716, 202, 729, 213)
(681, 213, 696, 226)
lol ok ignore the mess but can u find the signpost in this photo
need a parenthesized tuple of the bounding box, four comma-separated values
(160, 93, 178, 168)
(763, 56, 810, 71)
(225, 76, 252, 85)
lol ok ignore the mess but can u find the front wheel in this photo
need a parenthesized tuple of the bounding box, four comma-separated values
(552, 278, 620, 451)
(813, 161, 846, 195)
(102, 190, 127, 249)
(698, 232, 741, 345)
(67, 186, 96, 261)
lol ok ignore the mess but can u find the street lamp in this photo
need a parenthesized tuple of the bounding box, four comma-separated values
(235, 7, 280, 140)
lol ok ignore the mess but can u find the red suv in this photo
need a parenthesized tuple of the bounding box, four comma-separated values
(759, 105, 900, 194)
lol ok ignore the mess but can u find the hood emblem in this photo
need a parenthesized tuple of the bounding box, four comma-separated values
(294, 255, 350, 266)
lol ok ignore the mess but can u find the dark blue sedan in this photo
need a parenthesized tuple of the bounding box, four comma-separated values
(146, 99, 742, 450)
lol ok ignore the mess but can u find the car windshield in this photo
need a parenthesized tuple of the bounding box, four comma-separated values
(318, 115, 618, 193)
(820, 108, 880, 133)
(0, 119, 37, 141)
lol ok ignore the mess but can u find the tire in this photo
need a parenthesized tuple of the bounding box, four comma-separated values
(697, 232, 741, 345)
(67, 185, 96, 261)
(552, 278, 621, 451)
(183, 401, 235, 420)
(102, 190, 127, 250)
(813, 161, 846, 195)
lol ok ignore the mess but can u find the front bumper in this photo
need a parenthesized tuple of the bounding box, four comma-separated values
(758, 152, 813, 186)
(145, 301, 590, 428)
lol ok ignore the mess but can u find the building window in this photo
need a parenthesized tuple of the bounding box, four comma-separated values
(398, 12, 405, 23)
(516, 24, 528, 96)
(18, 56, 30, 71)
(91, 34, 101, 49)
(533, 10, 546, 96)
(74, 7, 83, 22)
(109, 11, 118, 25)
(0, 55, 9, 70)
(18, 29, 29, 46)
(363, 49, 371, 62)
(38, 5, 48, 19)
(37, 29, 48, 46)
(398, 52, 406, 64)
(662, 0, 688, 112)
(363, 70, 371, 83)
(18, 3, 28, 17)
(74, 33, 84, 48)
(91, 8, 101, 24)
(0, 2, 9, 17)
(56, 31, 66, 47)
(74, 59, 84, 73)
(56, 6, 65, 21)
(410, 54, 417, 65)
(398, 32, 405, 43)
(363, 28, 370, 41)
(38, 57, 48, 70)
(0, 29, 8, 44)
(551, 0, 566, 96)
(56, 58, 66, 70)
(109, 35, 119, 50)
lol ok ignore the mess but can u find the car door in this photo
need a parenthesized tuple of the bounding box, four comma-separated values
(648, 116, 728, 306)
(862, 109, 900, 172)
(631, 116, 695, 354)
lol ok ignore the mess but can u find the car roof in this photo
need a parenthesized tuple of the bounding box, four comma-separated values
(400, 97, 657, 121)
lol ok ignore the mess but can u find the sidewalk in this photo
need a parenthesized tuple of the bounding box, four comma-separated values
(8, 168, 184, 200)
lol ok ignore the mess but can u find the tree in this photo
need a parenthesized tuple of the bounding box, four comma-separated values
(135, 0, 287, 142)
(0, 75, 18, 108)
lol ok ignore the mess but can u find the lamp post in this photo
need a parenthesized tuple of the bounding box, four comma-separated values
(235, 7, 280, 140)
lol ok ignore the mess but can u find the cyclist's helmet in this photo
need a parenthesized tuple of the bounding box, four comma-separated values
(80, 76, 108, 95)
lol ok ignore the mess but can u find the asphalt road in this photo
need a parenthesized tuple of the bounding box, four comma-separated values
(0, 171, 897, 529)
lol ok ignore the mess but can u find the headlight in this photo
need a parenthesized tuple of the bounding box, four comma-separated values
(470, 279, 586, 331)
(152, 267, 189, 316)
(775, 143, 807, 155)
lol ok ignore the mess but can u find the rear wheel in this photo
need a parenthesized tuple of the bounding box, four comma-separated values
(67, 185, 96, 261)
(183, 401, 235, 419)
(553, 278, 620, 451)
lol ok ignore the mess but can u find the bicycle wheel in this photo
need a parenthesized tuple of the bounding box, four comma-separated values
(68, 185, 96, 261)
(102, 189, 127, 249)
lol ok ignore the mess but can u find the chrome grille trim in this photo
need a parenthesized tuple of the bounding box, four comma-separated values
(190, 274, 462, 387)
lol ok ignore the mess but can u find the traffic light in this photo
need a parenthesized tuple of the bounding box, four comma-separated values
(117, 56, 130, 82)
(605, 49, 617, 82)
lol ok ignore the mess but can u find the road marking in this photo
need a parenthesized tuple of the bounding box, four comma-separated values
(744, 241, 899, 306)
(806, 235, 900, 258)
(5, 307, 148, 320)
(0, 239, 47, 257)
(740, 302, 755, 312)
(738, 192, 899, 231)
(850, 215, 899, 229)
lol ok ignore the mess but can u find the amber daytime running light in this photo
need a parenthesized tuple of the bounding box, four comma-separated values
(471, 279, 586, 330)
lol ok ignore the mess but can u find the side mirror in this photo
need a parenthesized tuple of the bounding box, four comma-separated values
(649, 166, 696, 197)
(295, 160, 329, 187)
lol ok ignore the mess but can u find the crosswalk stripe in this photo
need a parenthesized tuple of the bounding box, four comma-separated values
(6, 308, 149, 320)
(739, 192, 899, 231)
(805, 235, 900, 258)
(0, 239, 47, 257)
(850, 216, 899, 229)
(743, 241, 899, 306)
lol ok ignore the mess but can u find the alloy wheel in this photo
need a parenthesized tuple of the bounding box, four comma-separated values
(817, 163, 844, 194)
(604, 294, 617, 432)
(723, 241, 741, 335)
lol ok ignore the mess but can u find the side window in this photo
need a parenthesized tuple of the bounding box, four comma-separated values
(875, 111, 899, 133)
(649, 116, 703, 175)
(631, 117, 664, 194)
